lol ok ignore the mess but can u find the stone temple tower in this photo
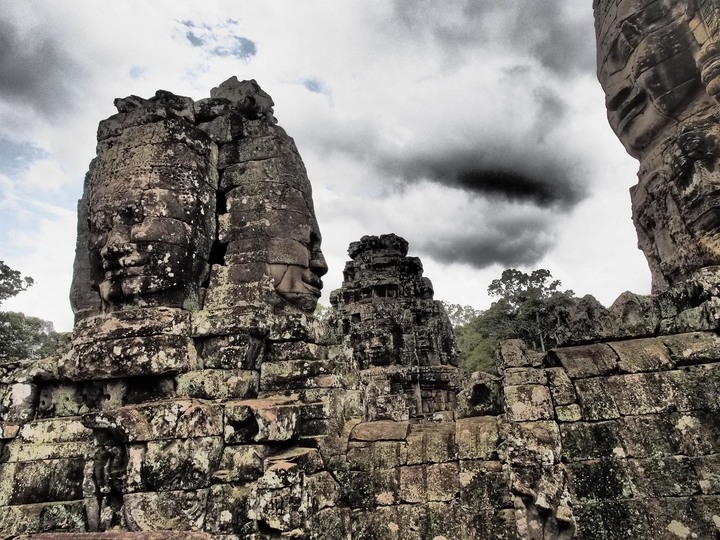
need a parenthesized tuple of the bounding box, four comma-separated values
(329, 233, 461, 421)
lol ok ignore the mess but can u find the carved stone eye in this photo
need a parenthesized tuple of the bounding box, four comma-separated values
(621, 19, 643, 49)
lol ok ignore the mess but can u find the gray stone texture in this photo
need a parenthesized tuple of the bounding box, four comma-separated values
(4, 65, 720, 540)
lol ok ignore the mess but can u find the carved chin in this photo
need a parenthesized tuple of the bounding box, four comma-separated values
(98, 275, 178, 302)
(276, 290, 321, 311)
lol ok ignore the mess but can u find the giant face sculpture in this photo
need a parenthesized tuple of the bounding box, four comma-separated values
(595, 0, 704, 157)
(266, 216, 328, 312)
(87, 123, 215, 309)
(219, 160, 328, 313)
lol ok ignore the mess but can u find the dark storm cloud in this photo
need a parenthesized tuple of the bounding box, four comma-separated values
(391, 0, 595, 77)
(417, 218, 556, 268)
(381, 145, 584, 208)
(0, 17, 83, 117)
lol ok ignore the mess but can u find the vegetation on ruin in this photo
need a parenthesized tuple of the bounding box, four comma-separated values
(0, 260, 60, 360)
(454, 269, 576, 373)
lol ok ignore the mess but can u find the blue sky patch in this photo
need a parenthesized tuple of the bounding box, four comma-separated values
(0, 139, 48, 177)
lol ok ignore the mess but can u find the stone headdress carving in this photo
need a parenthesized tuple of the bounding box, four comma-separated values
(594, 0, 720, 291)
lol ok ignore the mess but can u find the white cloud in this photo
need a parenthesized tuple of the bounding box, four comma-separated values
(0, 0, 653, 333)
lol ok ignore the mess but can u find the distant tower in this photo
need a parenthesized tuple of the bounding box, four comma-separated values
(330, 233, 461, 420)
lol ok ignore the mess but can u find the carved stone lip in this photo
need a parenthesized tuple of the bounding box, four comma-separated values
(616, 92, 647, 134)
(102, 252, 146, 271)
(302, 272, 323, 296)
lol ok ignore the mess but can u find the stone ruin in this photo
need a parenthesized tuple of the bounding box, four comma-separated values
(3, 2, 720, 536)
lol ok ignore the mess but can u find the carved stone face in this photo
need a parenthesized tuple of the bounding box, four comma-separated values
(267, 219, 328, 311)
(88, 179, 213, 308)
(354, 327, 398, 367)
(596, 0, 702, 157)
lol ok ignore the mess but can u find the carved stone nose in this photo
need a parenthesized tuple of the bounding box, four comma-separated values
(101, 230, 133, 258)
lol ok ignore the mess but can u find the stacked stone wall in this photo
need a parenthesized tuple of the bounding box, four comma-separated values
(500, 333, 720, 539)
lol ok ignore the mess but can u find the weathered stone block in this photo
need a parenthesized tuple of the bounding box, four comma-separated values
(3, 440, 96, 462)
(503, 421, 561, 466)
(213, 444, 266, 483)
(0, 458, 86, 506)
(644, 497, 720, 540)
(352, 504, 429, 540)
(143, 436, 223, 490)
(304, 471, 341, 513)
(426, 502, 476, 539)
(351, 420, 409, 442)
(472, 507, 521, 540)
(13, 533, 216, 540)
(498, 339, 541, 369)
(72, 308, 191, 341)
(456, 416, 499, 460)
(560, 421, 625, 462)
(347, 440, 408, 470)
(406, 424, 456, 465)
(259, 359, 334, 390)
(266, 446, 324, 475)
(667, 364, 720, 412)
(574, 377, 620, 420)
(574, 499, 651, 540)
(0, 422, 19, 440)
(196, 334, 265, 370)
(693, 454, 720, 494)
(265, 341, 327, 362)
(504, 384, 554, 422)
(247, 464, 304, 532)
(628, 456, 699, 497)
(555, 404, 582, 422)
(0, 500, 88, 534)
(548, 344, 618, 379)
(545, 367, 576, 406)
(18, 418, 94, 444)
(65, 335, 198, 381)
(3, 382, 38, 424)
(503, 367, 547, 386)
(609, 337, 673, 373)
(38, 378, 177, 421)
(83, 399, 223, 441)
(224, 398, 300, 443)
(308, 507, 352, 540)
(204, 483, 251, 534)
(618, 414, 682, 458)
(217, 135, 286, 168)
(455, 371, 502, 418)
(123, 489, 208, 531)
(566, 459, 635, 502)
(459, 460, 512, 509)
(661, 331, 720, 366)
(175, 369, 259, 400)
(674, 411, 720, 456)
(607, 372, 677, 416)
(197, 113, 243, 143)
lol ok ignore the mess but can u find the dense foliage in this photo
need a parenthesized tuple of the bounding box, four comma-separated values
(454, 269, 576, 373)
(0, 261, 60, 360)
(0, 311, 59, 360)
(440, 302, 483, 327)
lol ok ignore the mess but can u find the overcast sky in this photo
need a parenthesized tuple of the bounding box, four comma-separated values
(0, 1, 649, 332)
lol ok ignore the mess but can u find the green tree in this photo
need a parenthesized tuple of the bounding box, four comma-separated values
(0, 311, 59, 360)
(0, 261, 34, 303)
(440, 301, 482, 327)
(487, 268, 576, 352)
(456, 269, 576, 374)
(0, 261, 59, 360)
